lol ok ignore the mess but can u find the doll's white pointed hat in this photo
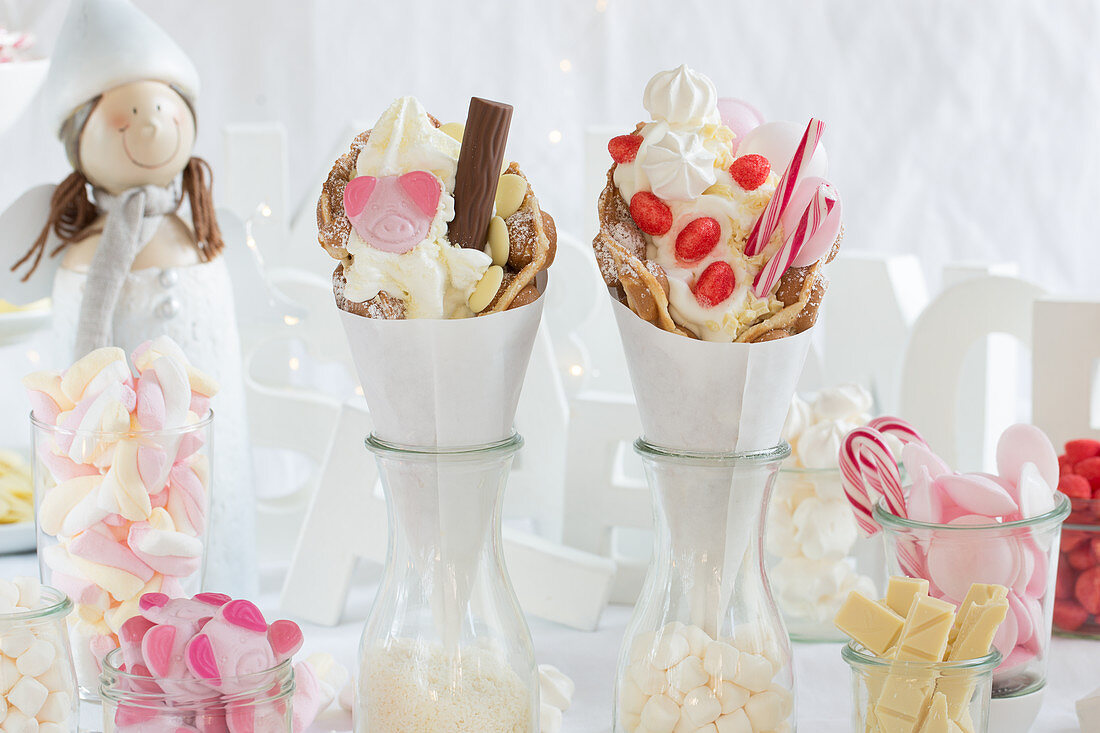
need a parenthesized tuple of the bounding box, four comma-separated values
(41, 0, 200, 134)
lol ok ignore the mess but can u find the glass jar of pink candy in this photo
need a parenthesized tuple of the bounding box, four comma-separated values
(99, 649, 294, 732)
(30, 413, 213, 699)
(615, 441, 795, 733)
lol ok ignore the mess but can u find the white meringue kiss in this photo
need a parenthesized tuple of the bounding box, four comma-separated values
(642, 64, 720, 128)
(639, 129, 717, 201)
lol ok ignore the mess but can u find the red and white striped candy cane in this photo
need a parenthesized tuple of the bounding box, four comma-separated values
(840, 427, 882, 536)
(743, 118, 825, 257)
(753, 183, 836, 298)
(867, 416, 927, 448)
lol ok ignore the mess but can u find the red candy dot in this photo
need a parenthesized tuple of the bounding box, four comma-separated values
(675, 217, 722, 263)
(608, 134, 644, 164)
(729, 154, 771, 191)
(629, 191, 673, 236)
(694, 261, 736, 308)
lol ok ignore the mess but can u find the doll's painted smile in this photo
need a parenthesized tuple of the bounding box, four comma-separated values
(119, 118, 181, 169)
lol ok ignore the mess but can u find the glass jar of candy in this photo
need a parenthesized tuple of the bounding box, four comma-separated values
(1053, 496, 1100, 638)
(766, 467, 886, 642)
(99, 649, 293, 731)
(614, 440, 795, 733)
(875, 494, 1070, 700)
(356, 434, 538, 733)
(843, 642, 1000, 732)
(0, 584, 79, 732)
(31, 414, 214, 698)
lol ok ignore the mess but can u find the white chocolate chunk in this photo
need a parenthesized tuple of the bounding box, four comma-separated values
(640, 694, 681, 733)
(732, 653, 773, 692)
(8, 676, 48, 717)
(681, 686, 721, 727)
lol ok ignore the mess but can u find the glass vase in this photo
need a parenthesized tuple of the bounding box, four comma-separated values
(31, 414, 213, 699)
(766, 467, 885, 642)
(614, 440, 795, 733)
(356, 434, 537, 733)
(875, 494, 1069, 700)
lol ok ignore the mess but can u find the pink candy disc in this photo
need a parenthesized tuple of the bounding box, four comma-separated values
(934, 473, 1019, 518)
(926, 516, 1021, 601)
(343, 172, 442, 254)
(995, 423, 1059, 490)
(901, 443, 951, 482)
(904, 466, 942, 524)
(717, 98, 764, 151)
(993, 597, 1019, 658)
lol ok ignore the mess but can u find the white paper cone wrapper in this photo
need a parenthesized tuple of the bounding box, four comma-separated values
(612, 297, 812, 452)
(340, 281, 546, 447)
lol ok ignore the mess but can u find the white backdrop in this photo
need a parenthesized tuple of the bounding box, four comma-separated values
(2, 0, 1100, 298)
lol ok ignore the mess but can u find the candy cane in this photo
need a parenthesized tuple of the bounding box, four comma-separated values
(867, 416, 927, 448)
(743, 118, 825, 256)
(840, 428, 882, 536)
(841, 427, 908, 535)
(753, 183, 836, 298)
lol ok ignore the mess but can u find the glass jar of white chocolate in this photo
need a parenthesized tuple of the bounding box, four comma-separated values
(844, 642, 999, 732)
(356, 435, 537, 733)
(766, 468, 885, 642)
(615, 440, 795, 733)
(31, 415, 214, 699)
(0, 584, 79, 733)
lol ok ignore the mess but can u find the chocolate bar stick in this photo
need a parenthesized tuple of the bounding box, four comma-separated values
(449, 97, 513, 249)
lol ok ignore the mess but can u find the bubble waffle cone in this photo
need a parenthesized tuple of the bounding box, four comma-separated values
(593, 168, 840, 343)
(317, 126, 555, 319)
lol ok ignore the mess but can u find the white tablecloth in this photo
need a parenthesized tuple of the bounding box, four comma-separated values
(1, 550, 1093, 732)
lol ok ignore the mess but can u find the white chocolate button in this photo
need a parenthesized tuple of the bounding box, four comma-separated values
(652, 632, 690, 670)
(716, 681, 750, 714)
(621, 676, 649, 714)
(487, 216, 509, 266)
(494, 173, 526, 219)
(681, 686, 721, 727)
(8, 676, 47, 717)
(630, 661, 669, 696)
(703, 641, 740, 681)
(668, 655, 707, 693)
(439, 122, 465, 142)
(640, 694, 681, 733)
(732, 653, 772, 693)
(744, 690, 784, 730)
(468, 265, 504, 314)
(714, 709, 752, 733)
(16, 641, 55, 678)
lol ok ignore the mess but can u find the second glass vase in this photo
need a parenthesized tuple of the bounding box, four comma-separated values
(615, 440, 795, 733)
(356, 434, 537, 733)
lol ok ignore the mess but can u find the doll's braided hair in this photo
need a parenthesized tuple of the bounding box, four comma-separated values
(11, 90, 223, 281)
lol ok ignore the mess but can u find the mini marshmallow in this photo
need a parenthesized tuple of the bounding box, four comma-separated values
(702, 641, 739, 680)
(7, 677, 48, 717)
(743, 689, 784, 730)
(540, 702, 563, 733)
(538, 664, 574, 712)
(732, 653, 773, 693)
(680, 686, 721, 727)
(34, 692, 69, 725)
(15, 641, 55, 678)
(1, 708, 38, 733)
(630, 661, 669, 695)
(32, 665, 67, 694)
(621, 676, 649, 715)
(652, 632, 690, 670)
(621, 711, 642, 732)
(716, 681, 750, 714)
(630, 631, 658, 663)
(681, 625, 711, 659)
(640, 694, 681, 733)
(38, 725, 63, 733)
(337, 680, 354, 711)
(668, 655, 708, 693)
(714, 709, 752, 733)
(0, 582, 19, 609)
(0, 657, 18, 694)
(0, 632, 33, 659)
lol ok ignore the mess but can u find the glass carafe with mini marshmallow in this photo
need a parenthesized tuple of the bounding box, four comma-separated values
(615, 441, 795, 733)
(356, 434, 538, 733)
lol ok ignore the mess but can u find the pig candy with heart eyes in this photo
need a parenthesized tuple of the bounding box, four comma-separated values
(318, 95, 556, 320)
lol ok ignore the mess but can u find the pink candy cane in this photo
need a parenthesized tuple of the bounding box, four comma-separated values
(867, 416, 927, 448)
(753, 182, 836, 298)
(841, 427, 907, 535)
(743, 118, 825, 256)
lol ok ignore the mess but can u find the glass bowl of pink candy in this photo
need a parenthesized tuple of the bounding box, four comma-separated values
(99, 649, 294, 732)
(843, 642, 1000, 732)
(874, 493, 1070, 700)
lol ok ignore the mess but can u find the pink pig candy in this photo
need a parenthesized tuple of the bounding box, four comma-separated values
(185, 600, 302, 691)
(290, 661, 325, 733)
(226, 689, 289, 733)
(343, 172, 442, 254)
(138, 592, 230, 625)
(120, 614, 157, 670)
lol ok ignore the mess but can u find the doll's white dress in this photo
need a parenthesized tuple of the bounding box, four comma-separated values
(50, 258, 256, 596)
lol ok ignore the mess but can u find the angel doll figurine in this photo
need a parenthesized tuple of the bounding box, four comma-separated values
(6, 0, 254, 594)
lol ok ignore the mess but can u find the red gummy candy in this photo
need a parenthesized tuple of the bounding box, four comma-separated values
(1075, 566, 1100, 615)
(693, 261, 736, 308)
(1075, 457, 1100, 490)
(729, 154, 771, 191)
(608, 134, 643, 164)
(629, 191, 673, 236)
(675, 217, 722, 263)
(1058, 474, 1091, 499)
(1053, 599, 1090, 631)
(1062, 529, 1090, 553)
(1069, 543, 1097, 571)
(1059, 456, 1074, 477)
(1057, 562, 1076, 599)
(1065, 439, 1100, 464)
